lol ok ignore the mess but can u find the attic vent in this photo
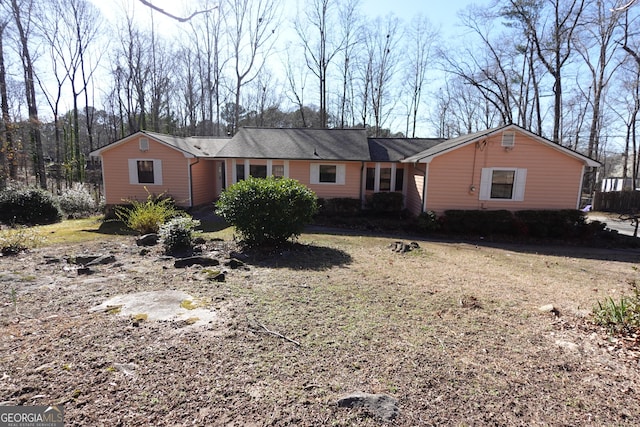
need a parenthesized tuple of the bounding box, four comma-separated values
(501, 132, 515, 148)
(139, 138, 149, 152)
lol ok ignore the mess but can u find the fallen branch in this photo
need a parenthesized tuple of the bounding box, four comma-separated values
(257, 322, 301, 347)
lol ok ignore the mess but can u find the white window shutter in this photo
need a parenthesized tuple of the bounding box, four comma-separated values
(336, 164, 345, 185)
(129, 159, 138, 184)
(479, 168, 492, 200)
(310, 164, 320, 184)
(153, 160, 163, 185)
(514, 168, 527, 201)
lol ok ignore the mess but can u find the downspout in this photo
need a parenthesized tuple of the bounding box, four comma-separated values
(188, 157, 200, 208)
(360, 162, 365, 208)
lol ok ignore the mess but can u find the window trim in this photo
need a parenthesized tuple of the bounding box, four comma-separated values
(310, 163, 345, 185)
(479, 167, 526, 201)
(128, 159, 162, 185)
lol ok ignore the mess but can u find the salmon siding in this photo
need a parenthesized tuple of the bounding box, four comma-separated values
(100, 136, 192, 206)
(91, 125, 599, 213)
(423, 133, 587, 214)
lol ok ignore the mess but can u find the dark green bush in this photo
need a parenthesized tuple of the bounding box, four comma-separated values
(0, 186, 62, 225)
(317, 198, 361, 216)
(366, 192, 404, 214)
(215, 177, 318, 246)
(415, 210, 440, 233)
(514, 209, 585, 238)
(441, 210, 514, 235)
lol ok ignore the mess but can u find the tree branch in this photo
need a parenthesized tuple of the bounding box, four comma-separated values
(138, 0, 217, 23)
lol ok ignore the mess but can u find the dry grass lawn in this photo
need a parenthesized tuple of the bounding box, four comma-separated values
(1, 228, 639, 425)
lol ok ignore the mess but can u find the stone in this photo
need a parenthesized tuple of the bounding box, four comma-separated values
(337, 392, 399, 422)
(224, 258, 245, 269)
(86, 255, 117, 266)
(136, 234, 159, 246)
(77, 267, 94, 275)
(70, 255, 102, 265)
(539, 304, 560, 316)
(174, 256, 220, 268)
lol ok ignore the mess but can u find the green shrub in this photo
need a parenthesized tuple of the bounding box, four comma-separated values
(441, 210, 514, 235)
(58, 183, 98, 218)
(158, 216, 201, 254)
(0, 227, 45, 255)
(514, 209, 585, 238)
(215, 177, 318, 246)
(366, 192, 404, 214)
(0, 186, 62, 225)
(116, 192, 183, 234)
(593, 283, 640, 334)
(415, 210, 440, 233)
(317, 198, 361, 216)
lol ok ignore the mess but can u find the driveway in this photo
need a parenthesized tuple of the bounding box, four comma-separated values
(588, 212, 638, 237)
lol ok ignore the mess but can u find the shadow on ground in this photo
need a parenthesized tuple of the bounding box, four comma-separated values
(238, 242, 352, 271)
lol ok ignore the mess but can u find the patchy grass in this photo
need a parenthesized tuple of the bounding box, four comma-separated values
(1, 230, 639, 425)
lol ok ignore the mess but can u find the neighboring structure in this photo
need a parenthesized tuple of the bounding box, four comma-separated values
(90, 124, 600, 215)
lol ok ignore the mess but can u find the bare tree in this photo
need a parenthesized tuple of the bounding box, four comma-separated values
(226, 0, 280, 135)
(506, 0, 587, 143)
(335, 0, 361, 129)
(403, 15, 437, 137)
(187, 0, 228, 136)
(294, 0, 345, 127)
(576, 0, 624, 160)
(9, 0, 46, 188)
(363, 15, 401, 136)
(0, 17, 17, 185)
(441, 6, 517, 128)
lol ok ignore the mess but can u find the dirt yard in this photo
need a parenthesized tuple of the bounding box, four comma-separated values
(1, 231, 639, 426)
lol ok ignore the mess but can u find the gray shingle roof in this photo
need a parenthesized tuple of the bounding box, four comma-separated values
(215, 127, 370, 160)
(368, 138, 445, 162)
(142, 131, 230, 158)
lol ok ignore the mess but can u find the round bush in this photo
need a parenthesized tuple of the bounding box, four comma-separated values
(159, 216, 201, 254)
(58, 183, 98, 217)
(0, 186, 63, 225)
(215, 177, 318, 246)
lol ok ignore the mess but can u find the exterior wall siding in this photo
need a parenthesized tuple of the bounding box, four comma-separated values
(101, 136, 191, 206)
(424, 132, 584, 214)
(190, 159, 218, 206)
(223, 159, 363, 200)
(405, 164, 425, 216)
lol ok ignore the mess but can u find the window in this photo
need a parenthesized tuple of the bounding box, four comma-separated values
(490, 170, 515, 199)
(366, 168, 375, 191)
(394, 168, 404, 192)
(319, 165, 337, 182)
(479, 168, 526, 201)
(128, 159, 162, 185)
(310, 164, 345, 185)
(272, 165, 285, 178)
(379, 168, 392, 191)
(236, 164, 245, 181)
(249, 165, 267, 178)
(137, 161, 154, 183)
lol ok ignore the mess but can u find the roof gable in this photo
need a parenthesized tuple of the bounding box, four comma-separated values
(89, 131, 230, 158)
(402, 124, 600, 167)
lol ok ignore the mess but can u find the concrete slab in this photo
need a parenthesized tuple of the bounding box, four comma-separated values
(90, 290, 218, 327)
